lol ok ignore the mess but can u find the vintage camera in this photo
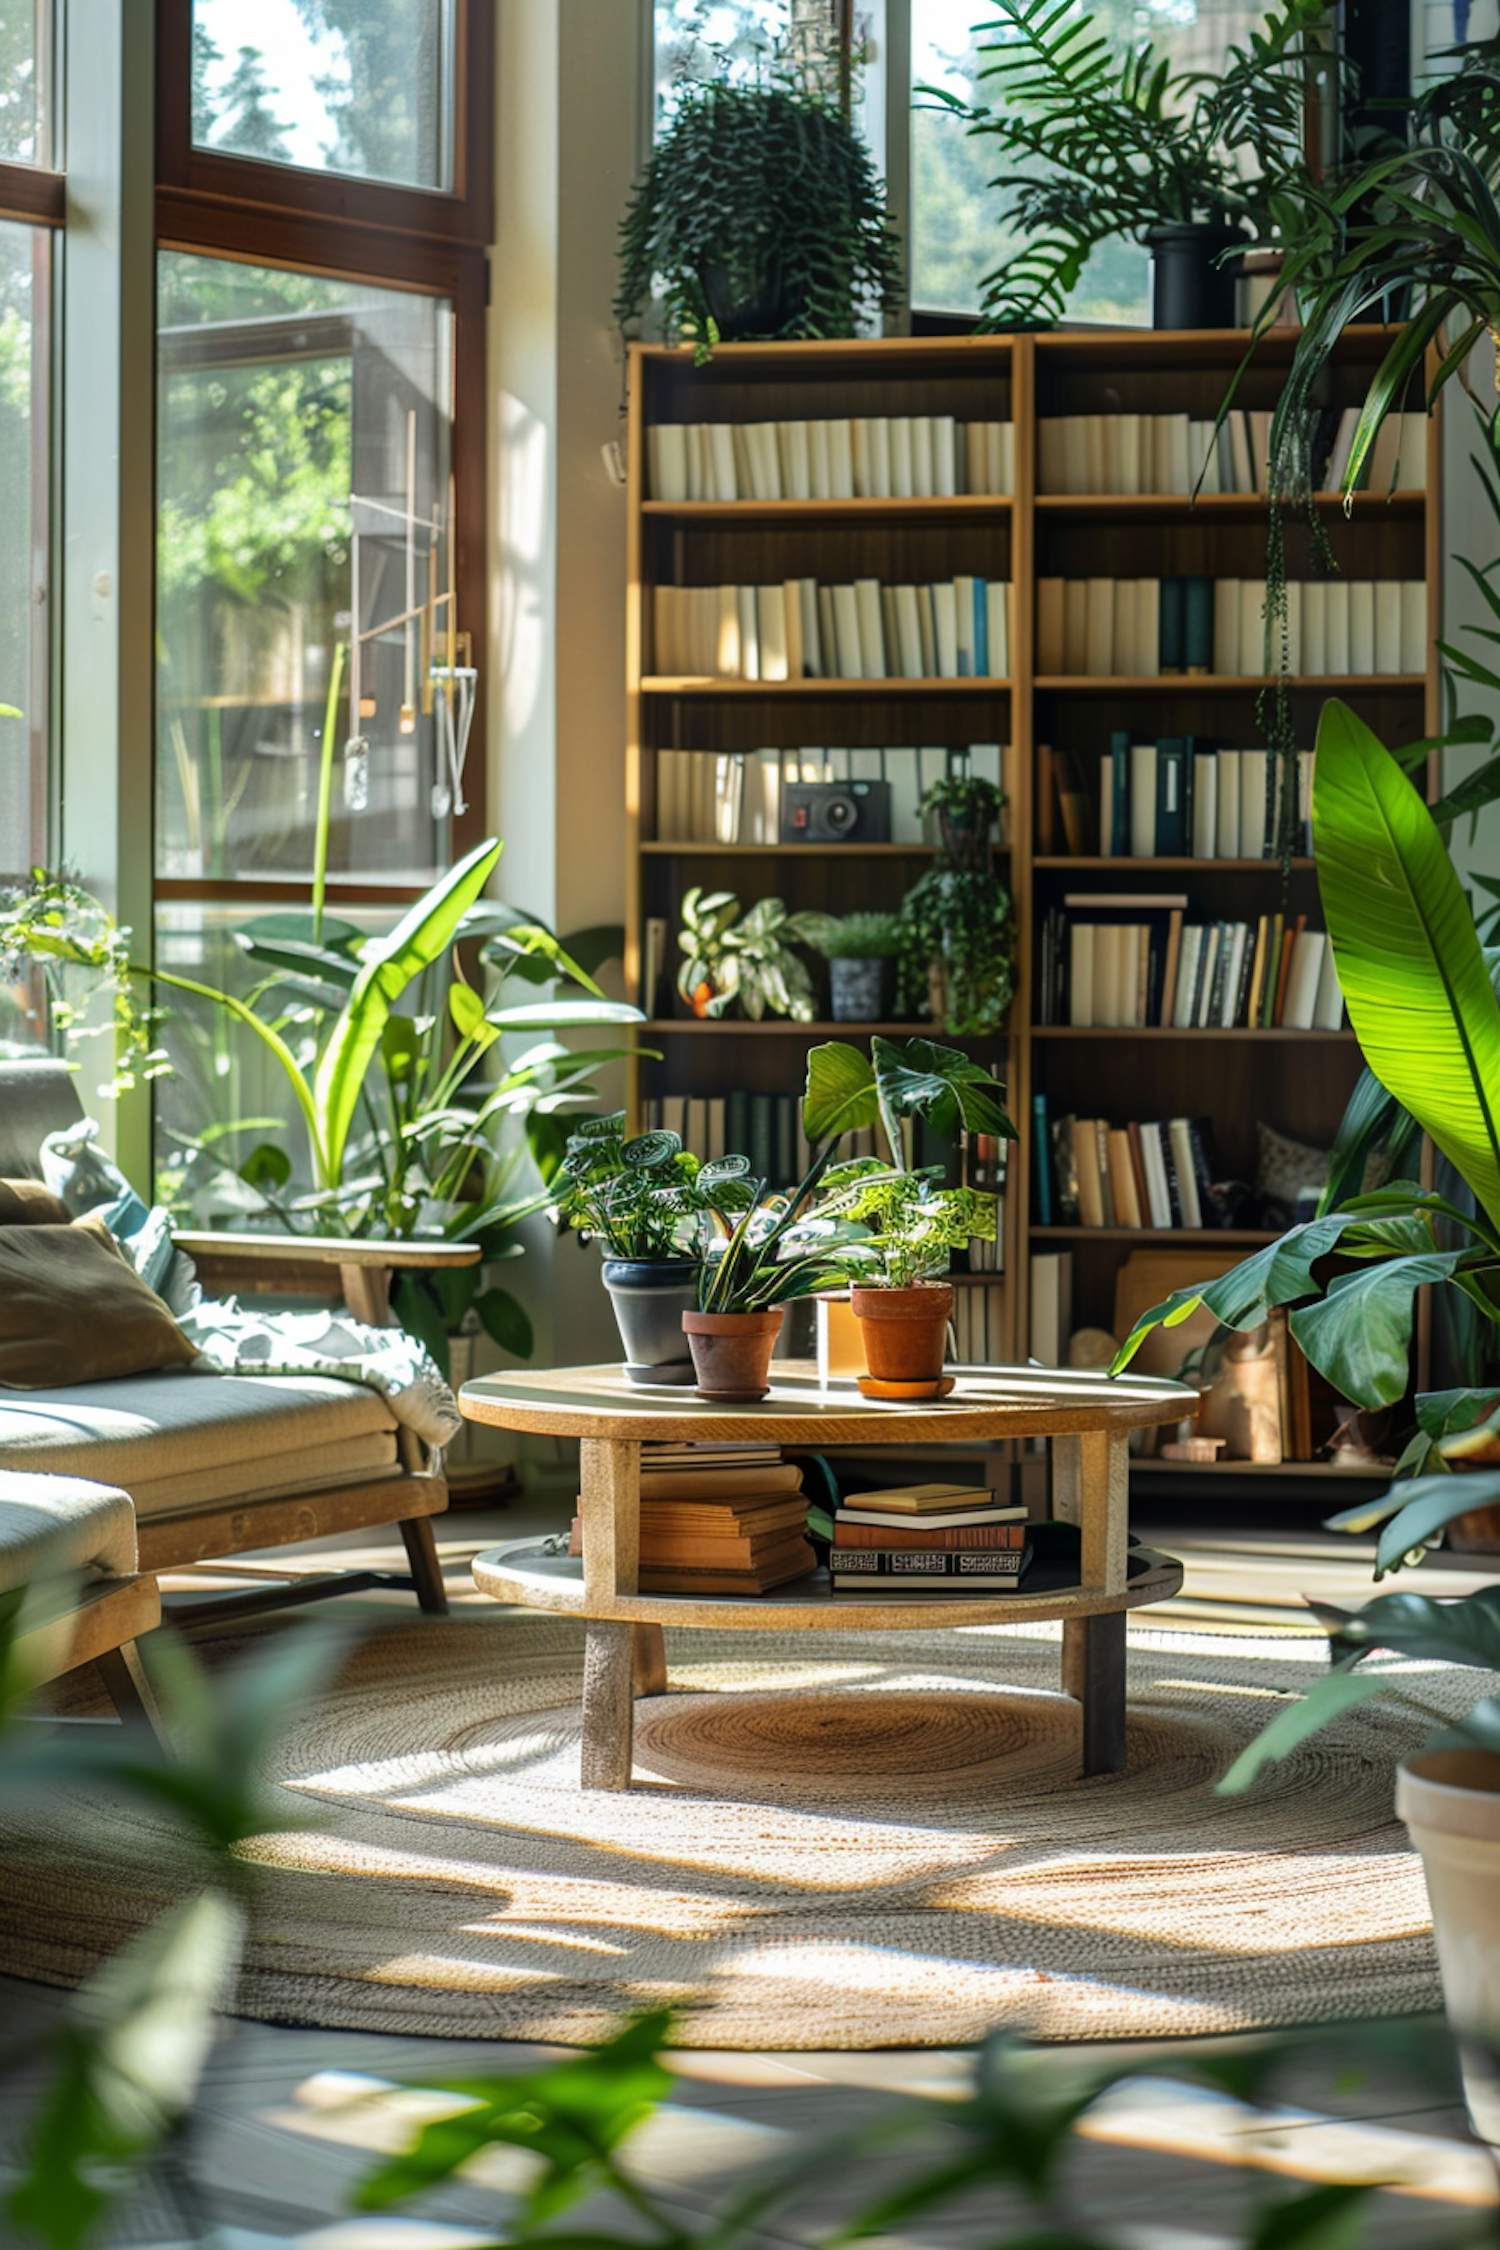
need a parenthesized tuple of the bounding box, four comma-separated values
(780, 779, 893, 844)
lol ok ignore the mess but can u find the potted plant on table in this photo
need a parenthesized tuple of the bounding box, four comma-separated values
(614, 53, 902, 357)
(922, 0, 1328, 330)
(808, 911, 902, 1024)
(549, 1117, 755, 1385)
(803, 1036, 1017, 1396)
(684, 1148, 867, 1402)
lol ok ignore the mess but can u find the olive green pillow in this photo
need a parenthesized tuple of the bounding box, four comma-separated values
(0, 1216, 200, 1389)
(0, 1176, 70, 1226)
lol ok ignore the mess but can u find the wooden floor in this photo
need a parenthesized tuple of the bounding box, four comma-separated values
(2, 1489, 1497, 2247)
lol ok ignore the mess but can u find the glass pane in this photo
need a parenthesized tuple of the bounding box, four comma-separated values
(911, 0, 1267, 324)
(654, 0, 787, 123)
(152, 897, 400, 1215)
(0, 0, 47, 165)
(191, 0, 454, 191)
(157, 253, 457, 888)
(0, 221, 44, 886)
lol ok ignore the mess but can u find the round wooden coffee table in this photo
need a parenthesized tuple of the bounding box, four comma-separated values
(463, 1361, 1191, 1792)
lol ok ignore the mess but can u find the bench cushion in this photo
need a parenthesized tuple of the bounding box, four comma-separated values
(0, 1370, 400, 1520)
(0, 1471, 137, 1591)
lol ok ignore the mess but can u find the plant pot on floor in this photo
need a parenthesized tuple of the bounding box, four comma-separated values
(682, 1308, 784, 1401)
(602, 1258, 701, 1386)
(1147, 222, 1246, 331)
(829, 957, 892, 1022)
(1396, 1749, 1500, 2147)
(850, 1281, 955, 1397)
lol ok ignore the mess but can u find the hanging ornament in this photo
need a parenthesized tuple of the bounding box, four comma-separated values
(343, 736, 370, 811)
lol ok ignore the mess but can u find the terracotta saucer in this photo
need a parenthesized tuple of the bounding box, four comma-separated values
(855, 1374, 957, 1401)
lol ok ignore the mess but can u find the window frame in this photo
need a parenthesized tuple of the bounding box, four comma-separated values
(155, 0, 494, 250)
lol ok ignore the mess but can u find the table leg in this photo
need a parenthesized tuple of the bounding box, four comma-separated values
(1061, 1611, 1127, 1775)
(632, 1622, 668, 1696)
(1052, 1429, 1129, 1595)
(579, 1438, 642, 1791)
(581, 1621, 636, 1790)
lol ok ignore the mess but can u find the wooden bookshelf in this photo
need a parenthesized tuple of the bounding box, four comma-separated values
(623, 328, 1440, 1477)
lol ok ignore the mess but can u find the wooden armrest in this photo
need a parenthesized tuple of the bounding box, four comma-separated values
(176, 1231, 480, 1328)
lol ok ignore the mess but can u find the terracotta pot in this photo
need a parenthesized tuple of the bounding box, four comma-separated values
(682, 1307, 785, 1401)
(1396, 1749, 1500, 2147)
(850, 1281, 954, 1392)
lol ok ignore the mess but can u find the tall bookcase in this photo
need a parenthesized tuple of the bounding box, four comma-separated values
(624, 329, 1439, 1481)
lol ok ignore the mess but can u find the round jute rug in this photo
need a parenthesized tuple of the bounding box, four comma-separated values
(4, 1612, 1476, 2050)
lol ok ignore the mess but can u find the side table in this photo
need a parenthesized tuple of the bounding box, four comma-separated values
(463, 1361, 1192, 1792)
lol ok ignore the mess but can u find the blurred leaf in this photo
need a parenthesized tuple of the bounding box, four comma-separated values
(237, 1141, 292, 1194)
(7, 1892, 243, 2250)
(354, 2008, 676, 2225)
(1367, 1471, 1500, 1574)
(1310, 1583, 1500, 1671)
(390, 1272, 452, 1380)
(474, 1287, 534, 1359)
(1246, 2182, 1375, 2250)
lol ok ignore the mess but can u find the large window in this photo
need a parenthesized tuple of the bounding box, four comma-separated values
(0, 0, 49, 166)
(151, 0, 492, 1207)
(911, 0, 1267, 323)
(0, 220, 43, 883)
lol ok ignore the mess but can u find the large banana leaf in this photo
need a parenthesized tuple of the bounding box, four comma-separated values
(1288, 1250, 1469, 1408)
(314, 836, 505, 1187)
(1312, 701, 1500, 1231)
(1112, 1214, 1359, 1372)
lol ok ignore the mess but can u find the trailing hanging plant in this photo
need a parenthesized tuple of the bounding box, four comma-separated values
(614, 62, 902, 357)
(922, 0, 1330, 330)
(895, 863, 1014, 1039)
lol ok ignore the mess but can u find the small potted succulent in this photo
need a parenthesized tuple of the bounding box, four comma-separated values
(684, 1149, 864, 1402)
(675, 888, 834, 1021)
(809, 910, 902, 1024)
(919, 773, 1005, 871)
(802, 1036, 1016, 1396)
(550, 1116, 752, 1384)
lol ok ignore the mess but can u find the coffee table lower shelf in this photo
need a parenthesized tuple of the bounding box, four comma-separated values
(472, 1541, 1183, 1789)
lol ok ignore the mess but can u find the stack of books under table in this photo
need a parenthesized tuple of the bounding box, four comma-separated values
(569, 1442, 817, 1595)
(816, 1482, 1033, 1596)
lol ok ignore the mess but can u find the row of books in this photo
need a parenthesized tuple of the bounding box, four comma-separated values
(570, 1443, 816, 1594)
(808, 1481, 1033, 1594)
(646, 416, 1015, 503)
(652, 577, 1013, 681)
(654, 743, 1005, 847)
(1036, 406, 1428, 498)
(952, 1278, 1005, 1357)
(1092, 736, 1312, 861)
(1035, 575, 1425, 679)
(1035, 1103, 1220, 1231)
(1038, 893, 1347, 1031)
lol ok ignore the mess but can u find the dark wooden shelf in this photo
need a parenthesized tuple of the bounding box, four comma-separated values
(642, 675, 1012, 695)
(642, 496, 1014, 520)
(1032, 1026, 1356, 1042)
(642, 840, 950, 858)
(1034, 673, 1423, 692)
(1035, 490, 1425, 514)
(639, 1018, 1005, 1037)
(1031, 1226, 1277, 1245)
(1033, 856, 1315, 872)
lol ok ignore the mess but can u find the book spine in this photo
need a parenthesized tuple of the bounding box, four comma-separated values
(828, 1547, 1028, 1576)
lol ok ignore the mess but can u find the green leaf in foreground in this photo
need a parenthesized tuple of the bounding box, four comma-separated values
(1216, 1667, 1392, 1794)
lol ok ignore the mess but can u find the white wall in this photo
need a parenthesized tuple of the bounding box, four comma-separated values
(487, 0, 648, 1461)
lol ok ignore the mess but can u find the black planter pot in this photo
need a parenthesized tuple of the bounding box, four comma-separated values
(698, 257, 797, 341)
(601, 1258, 701, 1386)
(829, 957, 893, 1022)
(1146, 223, 1247, 332)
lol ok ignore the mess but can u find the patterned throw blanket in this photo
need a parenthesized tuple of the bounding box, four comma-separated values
(40, 1121, 464, 1451)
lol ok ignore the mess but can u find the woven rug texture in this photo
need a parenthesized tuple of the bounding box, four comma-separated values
(2, 1612, 1470, 2050)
